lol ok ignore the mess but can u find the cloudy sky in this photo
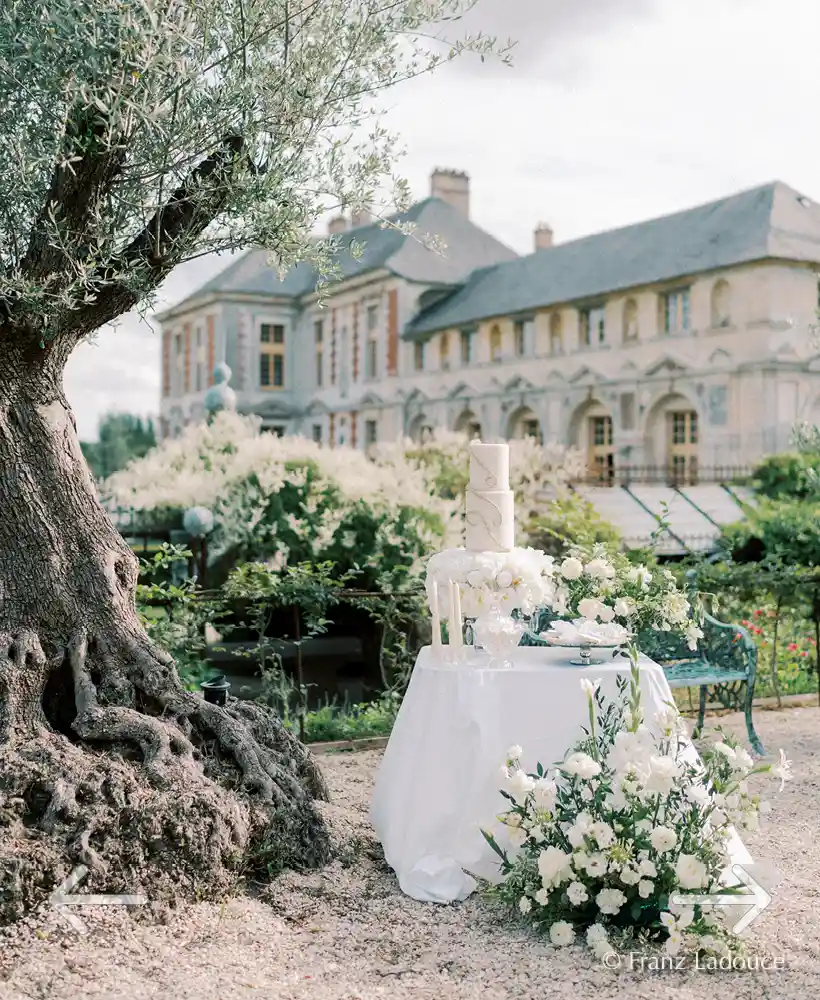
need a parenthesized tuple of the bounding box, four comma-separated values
(66, 0, 820, 440)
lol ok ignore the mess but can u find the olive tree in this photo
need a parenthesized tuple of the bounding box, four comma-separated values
(0, 0, 503, 918)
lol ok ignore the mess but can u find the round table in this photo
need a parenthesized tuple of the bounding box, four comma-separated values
(370, 644, 751, 903)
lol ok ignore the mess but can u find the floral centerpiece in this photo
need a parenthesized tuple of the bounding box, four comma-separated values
(426, 546, 556, 619)
(483, 665, 792, 958)
(537, 543, 703, 659)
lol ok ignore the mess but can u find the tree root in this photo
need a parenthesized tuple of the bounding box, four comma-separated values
(0, 625, 332, 926)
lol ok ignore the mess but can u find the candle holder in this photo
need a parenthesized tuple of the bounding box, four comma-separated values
(200, 674, 231, 705)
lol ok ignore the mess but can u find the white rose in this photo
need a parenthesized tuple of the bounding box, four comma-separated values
(585, 558, 615, 579)
(566, 881, 589, 906)
(585, 853, 608, 877)
(596, 888, 627, 915)
(619, 866, 641, 886)
(506, 744, 523, 761)
(650, 826, 678, 853)
(589, 821, 614, 848)
(507, 768, 535, 804)
(598, 604, 616, 623)
(561, 752, 602, 780)
(614, 597, 635, 617)
(674, 853, 708, 890)
(638, 858, 657, 878)
(685, 783, 710, 807)
(586, 923, 608, 945)
(519, 896, 532, 914)
(496, 570, 513, 589)
(567, 813, 592, 848)
(532, 778, 557, 812)
(578, 597, 603, 620)
(559, 557, 583, 580)
(638, 878, 655, 899)
(535, 888, 550, 906)
(537, 846, 572, 886)
(549, 921, 575, 947)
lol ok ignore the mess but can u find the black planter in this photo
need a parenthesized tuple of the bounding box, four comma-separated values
(200, 674, 231, 706)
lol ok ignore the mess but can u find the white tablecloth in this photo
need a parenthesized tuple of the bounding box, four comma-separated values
(371, 644, 751, 903)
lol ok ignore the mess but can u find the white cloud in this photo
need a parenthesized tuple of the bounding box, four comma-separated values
(65, 0, 820, 439)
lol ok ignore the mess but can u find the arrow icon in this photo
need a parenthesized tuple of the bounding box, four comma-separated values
(669, 863, 772, 934)
(49, 865, 147, 934)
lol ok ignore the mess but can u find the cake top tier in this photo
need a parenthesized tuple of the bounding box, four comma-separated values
(468, 441, 510, 492)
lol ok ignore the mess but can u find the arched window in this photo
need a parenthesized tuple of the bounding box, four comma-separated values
(507, 407, 543, 444)
(549, 313, 563, 354)
(710, 279, 731, 328)
(489, 324, 503, 362)
(622, 298, 639, 342)
(455, 410, 482, 439)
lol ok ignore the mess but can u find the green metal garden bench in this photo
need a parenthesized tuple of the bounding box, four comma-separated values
(637, 611, 763, 755)
(521, 608, 763, 755)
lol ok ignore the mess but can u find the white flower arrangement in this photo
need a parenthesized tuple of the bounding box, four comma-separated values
(483, 664, 792, 958)
(426, 546, 557, 618)
(543, 544, 702, 652)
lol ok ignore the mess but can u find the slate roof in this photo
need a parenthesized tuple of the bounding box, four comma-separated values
(171, 197, 518, 310)
(405, 181, 820, 339)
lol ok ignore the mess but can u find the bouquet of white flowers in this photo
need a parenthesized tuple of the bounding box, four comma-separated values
(484, 664, 792, 958)
(536, 543, 703, 655)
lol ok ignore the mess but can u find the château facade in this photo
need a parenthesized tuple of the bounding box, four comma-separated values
(157, 171, 820, 481)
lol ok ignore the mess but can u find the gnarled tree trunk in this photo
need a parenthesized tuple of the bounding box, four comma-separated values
(0, 346, 330, 923)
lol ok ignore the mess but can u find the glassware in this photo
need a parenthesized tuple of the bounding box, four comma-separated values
(473, 611, 526, 668)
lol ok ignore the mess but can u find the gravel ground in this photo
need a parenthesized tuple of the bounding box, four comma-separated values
(1, 706, 818, 1000)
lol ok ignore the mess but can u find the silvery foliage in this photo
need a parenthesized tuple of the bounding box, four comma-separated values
(0, 0, 510, 341)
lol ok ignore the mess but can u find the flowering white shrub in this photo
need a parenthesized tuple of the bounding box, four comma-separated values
(485, 667, 792, 958)
(106, 419, 594, 587)
(105, 412, 461, 587)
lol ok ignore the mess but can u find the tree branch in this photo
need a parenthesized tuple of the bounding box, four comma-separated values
(63, 133, 248, 339)
(20, 103, 127, 283)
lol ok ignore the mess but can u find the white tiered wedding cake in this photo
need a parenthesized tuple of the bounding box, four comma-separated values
(426, 441, 555, 621)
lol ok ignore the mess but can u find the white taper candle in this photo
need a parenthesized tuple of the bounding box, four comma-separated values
(451, 580, 463, 649)
(430, 582, 442, 653)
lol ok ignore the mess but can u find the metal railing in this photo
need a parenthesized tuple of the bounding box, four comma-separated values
(571, 465, 752, 488)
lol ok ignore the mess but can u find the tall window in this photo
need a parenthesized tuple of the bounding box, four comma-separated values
(312, 423, 322, 444)
(662, 289, 691, 335)
(588, 414, 614, 484)
(549, 313, 563, 354)
(440, 332, 450, 370)
(490, 324, 503, 361)
(365, 419, 378, 449)
(194, 327, 203, 391)
(668, 410, 698, 485)
(580, 306, 606, 347)
(314, 319, 324, 387)
(514, 321, 526, 357)
(414, 341, 425, 372)
(260, 322, 285, 389)
(364, 306, 379, 380)
(622, 299, 639, 342)
(460, 329, 474, 364)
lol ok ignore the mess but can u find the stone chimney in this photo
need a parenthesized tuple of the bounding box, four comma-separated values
(430, 168, 470, 218)
(350, 207, 373, 228)
(327, 215, 348, 235)
(534, 223, 554, 251)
